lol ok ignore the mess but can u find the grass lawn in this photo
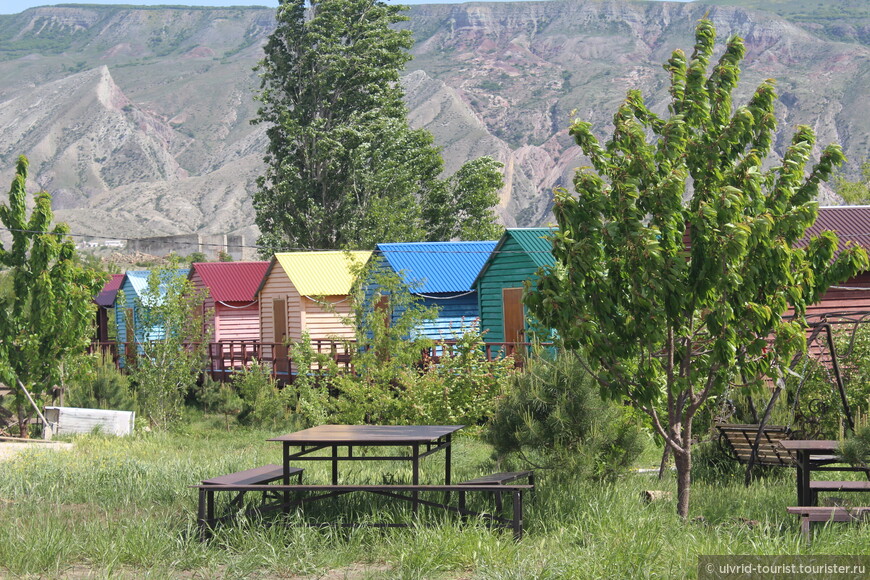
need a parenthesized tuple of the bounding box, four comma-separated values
(1, 418, 869, 579)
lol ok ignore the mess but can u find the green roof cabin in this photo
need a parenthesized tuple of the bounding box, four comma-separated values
(471, 228, 555, 350)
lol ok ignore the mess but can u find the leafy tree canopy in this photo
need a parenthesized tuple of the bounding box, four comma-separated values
(526, 19, 868, 518)
(0, 156, 106, 436)
(253, 0, 503, 254)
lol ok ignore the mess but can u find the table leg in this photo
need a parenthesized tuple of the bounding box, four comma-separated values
(445, 434, 452, 485)
(412, 443, 420, 514)
(798, 450, 811, 506)
(512, 490, 523, 541)
(282, 443, 290, 513)
(332, 445, 339, 485)
(197, 488, 210, 541)
(444, 434, 452, 503)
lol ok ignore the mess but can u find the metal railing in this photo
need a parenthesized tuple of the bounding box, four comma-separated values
(88, 338, 552, 383)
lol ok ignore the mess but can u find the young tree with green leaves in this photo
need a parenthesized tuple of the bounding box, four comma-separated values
(253, 0, 503, 253)
(0, 156, 106, 437)
(127, 267, 209, 429)
(525, 20, 868, 518)
(835, 160, 870, 204)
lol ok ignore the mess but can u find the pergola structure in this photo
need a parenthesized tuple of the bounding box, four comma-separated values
(719, 309, 869, 485)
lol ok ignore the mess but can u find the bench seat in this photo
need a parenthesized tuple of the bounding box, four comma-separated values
(808, 480, 870, 506)
(202, 464, 302, 486)
(459, 471, 534, 513)
(200, 464, 304, 531)
(460, 471, 534, 486)
(787, 506, 870, 538)
(809, 480, 870, 492)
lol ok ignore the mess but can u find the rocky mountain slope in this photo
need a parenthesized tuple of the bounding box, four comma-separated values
(0, 1, 866, 247)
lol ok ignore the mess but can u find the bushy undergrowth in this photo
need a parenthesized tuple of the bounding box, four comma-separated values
(486, 352, 645, 479)
(65, 353, 135, 411)
(841, 423, 870, 468)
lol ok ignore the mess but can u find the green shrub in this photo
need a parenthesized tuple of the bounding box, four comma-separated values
(402, 331, 515, 429)
(65, 353, 134, 411)
(485, 352, 645, 479)
(691, 438, 745, 484)
(233, 361, 297, 429)
(196, 375, 243, 431)
(840, 423, 870, 468)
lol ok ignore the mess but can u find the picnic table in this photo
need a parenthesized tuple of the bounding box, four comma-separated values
(779, 439, 870, 539)
(268, 424, 463, 486)
(778, 439, 841, 506)
(197, 424, 534, 539)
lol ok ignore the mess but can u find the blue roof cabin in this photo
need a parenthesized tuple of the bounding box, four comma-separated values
(472, 228, 555, 347)
(114, 269, 190, 353)
(365, 241, 497, 340)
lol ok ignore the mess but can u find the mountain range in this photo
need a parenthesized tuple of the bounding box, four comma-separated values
(0, 1, 866, 251)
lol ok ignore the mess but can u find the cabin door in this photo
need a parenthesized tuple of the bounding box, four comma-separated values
(502, 287, 526, 346)
(273, 298, 289, 375)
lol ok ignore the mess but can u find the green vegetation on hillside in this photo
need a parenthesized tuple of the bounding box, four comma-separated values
(706, 0, 869, 44)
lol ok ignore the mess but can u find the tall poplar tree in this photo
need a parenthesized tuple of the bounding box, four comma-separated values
(526, 20, 868, 518)
(0, 156, 106, 436)
(253, 0, 503, 253)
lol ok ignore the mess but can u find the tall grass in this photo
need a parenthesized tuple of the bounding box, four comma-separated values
(1, 426, 869, 578)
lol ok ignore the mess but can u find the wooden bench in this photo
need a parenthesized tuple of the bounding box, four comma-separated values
(808, 480, 870, 506)
(459, 471, 534, 513)
(194, 483, 532, 540)
(201, 464, 303, 528)
(716, 423, 795, 467)
(787, 506, 870, 539)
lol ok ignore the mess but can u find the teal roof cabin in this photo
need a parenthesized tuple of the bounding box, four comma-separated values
(472, 228, 555, 345)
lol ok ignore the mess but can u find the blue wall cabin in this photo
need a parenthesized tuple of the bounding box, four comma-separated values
(114, 269, 190, 356)
(365, 241, 497, 340)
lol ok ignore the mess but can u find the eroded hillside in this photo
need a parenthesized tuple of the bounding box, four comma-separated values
(0, 2, 865, 243)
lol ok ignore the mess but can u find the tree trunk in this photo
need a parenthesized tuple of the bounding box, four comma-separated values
(658, 444, 671, 480)
(674, 448, 691, 519)
(16, 400, 29, 439)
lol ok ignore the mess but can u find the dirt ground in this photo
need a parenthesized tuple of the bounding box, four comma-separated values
(0, 438, 73, 461)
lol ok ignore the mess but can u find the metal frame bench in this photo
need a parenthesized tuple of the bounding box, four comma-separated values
(459, 471, 534, 513)
(201, 464, 303, 526)
(194, 483, 533, 541)
(786, 506, 870, 539)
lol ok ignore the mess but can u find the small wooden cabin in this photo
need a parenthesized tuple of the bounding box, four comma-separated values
(366, 241, 497, 340)
(188, 261, 270, 343)
(800, 206, 870, 320)
(472, 228, 555, 347)
(257, 251, 371, 370)
(113, 269, 190, 353)
(95, 273, 124, 343)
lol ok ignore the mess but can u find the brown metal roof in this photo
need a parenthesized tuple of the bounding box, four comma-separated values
(805, 206, 870, 253)
(190, 261, 270, 302)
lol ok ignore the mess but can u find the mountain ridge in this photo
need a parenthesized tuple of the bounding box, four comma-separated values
(0, 1, 865, 247)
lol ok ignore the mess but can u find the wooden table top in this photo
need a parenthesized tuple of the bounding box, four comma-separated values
(268, 424, 464, 445)
(778, 440, 840, 452)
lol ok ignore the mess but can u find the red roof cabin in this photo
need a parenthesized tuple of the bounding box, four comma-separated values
(188, 261, 270, 342)
(799, 206, 870, 321)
